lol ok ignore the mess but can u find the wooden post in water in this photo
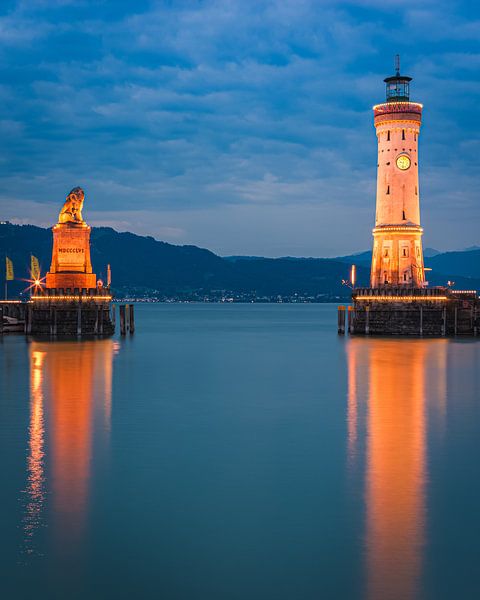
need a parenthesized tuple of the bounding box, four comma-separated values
(337, 306, 345, 335)
(129, 304, 135, 334)
(0, 306, 3, 336)
(365, 306, 370, 335)
(111, 304, 116, 329)
(419, 305, 423, 336)
(442, 306, 446, 336)
(454, 306, 458, 336)
(119, 304, 126, 335)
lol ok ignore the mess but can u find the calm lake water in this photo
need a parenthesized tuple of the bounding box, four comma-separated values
(1, 304, 480, 599)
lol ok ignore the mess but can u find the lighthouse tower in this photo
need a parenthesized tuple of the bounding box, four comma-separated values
(342, 59, 480, 336)
(370, 58, 425, 288)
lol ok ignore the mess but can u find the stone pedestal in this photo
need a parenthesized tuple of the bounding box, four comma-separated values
(46, 222, 96, 289)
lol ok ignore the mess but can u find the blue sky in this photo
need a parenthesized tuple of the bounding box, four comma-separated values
(0, 0, 479, 256)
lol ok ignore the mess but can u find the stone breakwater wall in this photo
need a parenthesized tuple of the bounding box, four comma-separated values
(28, 291, 115, 337)
(340, 288, 480, 337)
(0, 302, 26, 320)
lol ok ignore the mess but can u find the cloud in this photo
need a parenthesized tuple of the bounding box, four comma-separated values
(0, 0, 479, 255)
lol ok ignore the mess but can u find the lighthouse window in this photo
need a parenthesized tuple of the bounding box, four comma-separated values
(415, 186, 418, 195)
(416, 247, 420, 257)
(402, 210, 406, 220)
(402, 129, 406, 140)
(403, 247, 409, 257)
(386, 186, 390, 195)
(384, 249, 389, 258)
(403, 272, 408, 282)
(384, 272, 388, 284)
(387, 131, 390, 141)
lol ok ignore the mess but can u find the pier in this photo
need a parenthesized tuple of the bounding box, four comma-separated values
(339, 287, 479, 336)
(0, 188, 141, 338)
(28, 288, 115, 337)
(1, 297, 135, 338)
(0, 301, 26, 334)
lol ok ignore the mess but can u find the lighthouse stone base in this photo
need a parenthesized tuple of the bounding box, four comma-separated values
(346, 287, 480, 336)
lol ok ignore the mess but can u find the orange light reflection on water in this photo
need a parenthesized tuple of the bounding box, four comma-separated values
(24, 340, 115, 560)
(22, 350, 47, 558)
(48, 343, 94, 542)
(347, 343, 358, 464)
(347, 338, 447, 600)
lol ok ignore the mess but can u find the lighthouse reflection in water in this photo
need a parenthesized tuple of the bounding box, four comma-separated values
(24, 340, 116, 564)
(347, 338, 447, 600)
(11, 305, 480, 599)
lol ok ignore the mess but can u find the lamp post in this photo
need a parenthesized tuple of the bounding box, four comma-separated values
(342, 265, 357, 291)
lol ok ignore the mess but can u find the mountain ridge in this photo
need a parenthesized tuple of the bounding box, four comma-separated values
(1, 222, 479, 300)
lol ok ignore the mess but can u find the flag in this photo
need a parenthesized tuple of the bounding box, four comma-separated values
(31, 255, 40, 280)
(5, 256, 14, 280)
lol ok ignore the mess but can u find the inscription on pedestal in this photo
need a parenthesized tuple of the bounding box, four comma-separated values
(50, 226, 92, 274)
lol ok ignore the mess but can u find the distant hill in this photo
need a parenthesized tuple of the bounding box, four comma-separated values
(424, 247, 441, 258)
(427, 248, 480, 280)
(334, 250, 372, 266)
(334, 246, 440, 266)
(0, 223, 362, 300)
(1, 222, 478, 300)
(334, 246, 480, 289)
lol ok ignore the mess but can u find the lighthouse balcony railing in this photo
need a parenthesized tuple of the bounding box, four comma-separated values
(353, 287, 448, 298)
(373, 101, 422, 118)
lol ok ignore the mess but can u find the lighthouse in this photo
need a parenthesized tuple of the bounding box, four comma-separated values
(370, 58, 425, 288)
(340, 59, 480, 336)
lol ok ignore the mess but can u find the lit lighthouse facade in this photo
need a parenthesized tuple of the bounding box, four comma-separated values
(370, 63, 425, 288)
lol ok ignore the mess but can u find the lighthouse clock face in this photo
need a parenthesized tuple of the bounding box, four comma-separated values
(396, 154, 411, 170)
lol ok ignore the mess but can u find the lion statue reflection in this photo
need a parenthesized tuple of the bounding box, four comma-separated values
(58, 187, 85, 224)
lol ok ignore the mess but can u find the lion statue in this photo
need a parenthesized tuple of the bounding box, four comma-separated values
(58, 186, 85, 224)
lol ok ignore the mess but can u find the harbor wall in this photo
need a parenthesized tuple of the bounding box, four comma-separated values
(344, 288, 480, 337)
